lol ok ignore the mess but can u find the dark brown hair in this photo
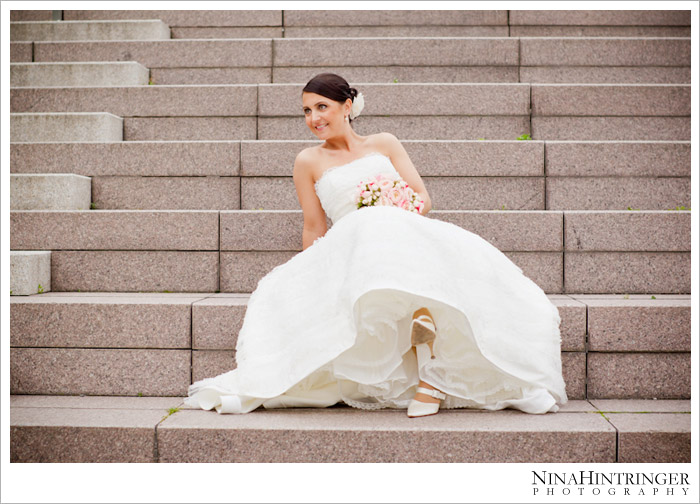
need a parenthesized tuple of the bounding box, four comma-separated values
(302, 73, 359, 123)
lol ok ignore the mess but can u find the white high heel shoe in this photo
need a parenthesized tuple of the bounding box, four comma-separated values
(407, 311, 446, 417)
(407, 386, 446, 418)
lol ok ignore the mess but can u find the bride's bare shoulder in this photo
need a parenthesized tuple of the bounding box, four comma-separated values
(365, 132, 403, 156)
(293, 146, 321, 175)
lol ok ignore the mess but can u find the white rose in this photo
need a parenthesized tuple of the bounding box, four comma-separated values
(349, 92, 365, 120)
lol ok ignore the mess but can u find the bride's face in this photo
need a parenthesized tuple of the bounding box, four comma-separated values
(302, 92, 350, 138)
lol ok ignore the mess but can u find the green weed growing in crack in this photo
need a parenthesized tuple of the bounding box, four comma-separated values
(37, 284, 44, 294)
(516, 133, 531, 141)
(161, 406, 182, 422)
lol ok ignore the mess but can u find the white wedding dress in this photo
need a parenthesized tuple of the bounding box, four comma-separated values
(186, 152, 568, 414)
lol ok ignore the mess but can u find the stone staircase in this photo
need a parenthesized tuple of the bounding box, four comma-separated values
(9, 9, 691, 464)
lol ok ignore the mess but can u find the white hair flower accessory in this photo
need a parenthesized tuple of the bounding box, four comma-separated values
(350, 92, 365, 120)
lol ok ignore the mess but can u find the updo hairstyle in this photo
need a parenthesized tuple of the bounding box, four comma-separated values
(302, 73, 359, 123)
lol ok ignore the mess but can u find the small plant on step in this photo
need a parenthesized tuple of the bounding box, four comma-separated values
(651, 295, 656, 299)
(90, 202, 97, 209)
(477, 138, 485, 141)
(516, 133, 531, 141)
(37, 284, 44, 294)
(622, 294, 629, 299)
(626, 207, 639, 211)
(668, 206, 690, 211)
(161, 406, 182, 422)
(137, 392, 143, 397)
(392, 78, 399, 83)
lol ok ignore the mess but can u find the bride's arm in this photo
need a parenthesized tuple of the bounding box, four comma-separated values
(293, 151, 328, 250)
(378, 133, 432, 215)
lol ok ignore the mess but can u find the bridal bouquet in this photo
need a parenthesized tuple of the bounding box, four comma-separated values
(354, 173, 424, 214)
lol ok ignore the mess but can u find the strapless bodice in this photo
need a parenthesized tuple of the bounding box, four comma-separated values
(314, 152, 400, 224)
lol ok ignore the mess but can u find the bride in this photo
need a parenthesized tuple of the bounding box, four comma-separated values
(185, 73, 568, 417)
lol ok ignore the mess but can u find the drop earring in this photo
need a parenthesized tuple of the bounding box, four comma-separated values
(344, 115, 349, 122)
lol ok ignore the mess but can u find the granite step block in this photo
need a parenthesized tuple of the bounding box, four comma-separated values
(283, 10, 508, 26)
(561, 352, 585, 400)
(520, 66, 690, 84)
(545, 141, 690, 177)
(283, 26, 510, 38)
(11, 174, 91, 210)
(220, 210, 563, 252)
(260, 83, 530, 116)
(607, 413, 691, 463)
(240, 140, 544, 177)
(240, 176, 544, 210)
(587, 352, 690, 399)
(220, 251, 563, 294)
(10, 141, 240, 177)
(564, 211, 690, 252)
(273, 65, 518, 84)
(10, 251, 51, 296)
(11, 405, 166, 462)
(520, 38, 690, 67)
(151, 67, 271, 85)
(11, 85, 258, 117)
(512, 26, 690, 37)
(10, 42, 33, 62)
(273, 38, 518, 67)
(11, 62, 150, 87)
(10, 348, 190, 396)
(532, 116, 690, 141)
(509, 10, 691, 26)
(171, 27, 283, 39)
(10, 112, 123, 142)
(10, 210, 219, 251)
(564, 252, 690, 294)
(125, 117, 257, 141)
(531, 84, 690, 117)
(10, 293, 205, 348)
(64, 10, 283, 27)
(158, 408, 615, 463)
(192, 297, 248, 350)
(547, 177, 690, 210)
(34, 39, 272, 68)
(573, 296, 691, 352)
(260, 116, 531, 141)
(92, 176, 240, 210)
(10, 20, 171, 41)
(51, 251, 219, 292)
(10, 10, 54, 21)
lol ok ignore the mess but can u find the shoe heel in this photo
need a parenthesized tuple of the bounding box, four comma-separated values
(411, 313, 436, 359)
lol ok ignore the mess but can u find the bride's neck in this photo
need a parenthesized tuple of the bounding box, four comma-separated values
(321, 129, 364, 153)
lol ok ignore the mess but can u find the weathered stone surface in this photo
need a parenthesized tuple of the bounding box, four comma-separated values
(582, 298, 691, 352)
(193, 297, 247, 350)
(10, 348, 190, 396)
(532, 85, 690, 116)
(11, 85, 258, 116)
(274, 65, 518, 83)
(11, 211, 219, 250)
(51, 251, 219, 292)
(550, 296, 586, 351)
(219, 251, 297, 293)
(10, 112, 123, 142)
(158, 408, 615, 463)
(10, 251, 51, 296)
(11, 10, 53, 21)
(92, 176, 240, 210)
(125, 117, 257, 141)
(510, 10, 690, 26)
(151, 67, 271, 85)
(564, 211, 690, 251)
(545, 141, 690, 177)
(284, 26, 509, 38)
(532, 116, 690, 141)
(64, 10, 282, 26)
(10, 293, 197, 348)
(11, 141, 240, 177)
(521, 65, 690, 84)
(564, 252, 690, 294)
(171, 26, 282, 39)
(589, 399, 690, 413)
(192, 350, 237, 382)
(11, 20, 171, 41)
(11, 174, 91, 210)
(34, 39, 272, 67)
(521, 38, 690, 66)
(513, 26, 690, 37)
(284, 10, 508, 26)
(562, 352, 585, 400)
(11, 61, 150, 87)
(504, 252, 563, 294)
(10, 394, 184, 410)
(587, 353, 690, 399)
(274, 38, 518, 66)
(10, 42, 32, 62)
(607, 413, 691, 463)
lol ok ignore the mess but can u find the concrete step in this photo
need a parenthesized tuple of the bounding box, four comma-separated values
(10, 112, 123, 142)
(10, 174, 91, 210)
(63, 9, 283, 27)
(9, 209, 689, 294)
(9, 396, 691, 463)
(10, 62, 150, 87)
(10, 20, 171, 41)
(10, 251, 51, 296)
(9, 292, 690, 400)
(510, 10, 690, 28)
